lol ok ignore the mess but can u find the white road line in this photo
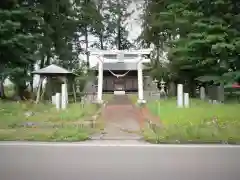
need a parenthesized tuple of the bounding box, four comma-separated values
(0, 141, 239, 148)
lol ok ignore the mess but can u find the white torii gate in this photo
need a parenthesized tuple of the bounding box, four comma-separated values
(89, 49, 152, 104)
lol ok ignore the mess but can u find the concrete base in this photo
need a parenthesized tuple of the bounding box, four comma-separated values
(137, 99, 146, 104)
(96, 100, 104, 104)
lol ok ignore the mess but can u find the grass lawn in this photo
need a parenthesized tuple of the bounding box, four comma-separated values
(144, 98, 240, 144)
(0, 100, 101, 141)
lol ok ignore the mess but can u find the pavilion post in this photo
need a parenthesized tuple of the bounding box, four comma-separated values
(61, 83, 67, 109)
(97, 59, 103, 103)
(63, 77, 68, 104)
(35, 76, 44, 104)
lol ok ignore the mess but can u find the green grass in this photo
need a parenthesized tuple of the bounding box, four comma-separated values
(0, 100, 100, 141)
(144, 98, 240, 144)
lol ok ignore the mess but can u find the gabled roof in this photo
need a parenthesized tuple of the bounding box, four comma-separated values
(32, 64, 73, 75)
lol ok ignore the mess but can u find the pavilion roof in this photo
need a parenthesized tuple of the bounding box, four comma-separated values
(32, 64, 74, 75)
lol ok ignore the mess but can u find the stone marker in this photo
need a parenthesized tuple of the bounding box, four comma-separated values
(217, 84, 224, 103)
(56, 93, 61, 110)
(177, 84, 183, 108)
(65, 84, 68, 104)
(208, 85, 218, 101)
(76, 80, 80, 93)
(184, 93, 189, 108)
(61, 84, 67, 109)
(169, 82, 176, 96)
(52, 95, 56, 105)
(200, 86, 205, 100)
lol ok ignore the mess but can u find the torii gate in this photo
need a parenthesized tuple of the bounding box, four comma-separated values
(89, 49, 152, 104)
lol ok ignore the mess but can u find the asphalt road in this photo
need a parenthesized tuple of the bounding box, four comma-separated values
(0, 141, 239, 180)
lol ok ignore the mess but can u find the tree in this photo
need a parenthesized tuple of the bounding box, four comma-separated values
(0, 0, 42, 98)
(139, 0, 240, 95)
(98, 0, 133, 50)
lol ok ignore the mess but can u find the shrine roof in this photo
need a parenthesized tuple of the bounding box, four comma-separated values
(32, 64, 75, 75)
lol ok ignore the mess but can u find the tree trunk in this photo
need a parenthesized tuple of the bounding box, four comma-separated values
(38, 53, 50, 97)
(29, 63, 34, 92)
(14, 83, 27, 100)
(97, 1, 104, 50)
(0, 63, 6, 98)
(100, 34, 104, 50)
(40, 55, 45, 69)
(0, 79, 6, 99)
(85, 26, 89, 66)
(117, 17, 121, 50)
(117, 1, 121, 50)
(45, 54, 50, 66)
(189, 79, 197, 98)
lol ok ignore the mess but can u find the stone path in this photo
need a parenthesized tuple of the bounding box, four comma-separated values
(91, 95, 144, 140)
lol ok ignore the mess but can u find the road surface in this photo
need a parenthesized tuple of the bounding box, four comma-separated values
(0, 141, 239, 180)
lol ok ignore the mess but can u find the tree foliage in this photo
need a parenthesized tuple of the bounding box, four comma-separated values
(140, 0, 240, 86)
(0, 0, 134, 98)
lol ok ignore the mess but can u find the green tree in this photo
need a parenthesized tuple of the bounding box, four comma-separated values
(0, 0, 42, 98)
(101, 0, 133, 50)
(140, 0, 240, 95)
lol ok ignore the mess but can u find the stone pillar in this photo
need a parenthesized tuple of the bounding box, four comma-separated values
(51, 95, 56, 105)
(65, 84, 68, 104)
(137, 60, 145, 104)
(177, 84, 183, 107)
(217, 84, 224, 103)
(200, 86, 206, 100)
(35, 76, 44, 104)
(184, 93, 189, 108)
(61, 84, 67, 109)
(55, 93, 61, 110)
(97, 60, 103, 103)
(169, 82, 176, 96)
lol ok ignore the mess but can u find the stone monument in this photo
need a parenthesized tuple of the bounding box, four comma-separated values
(200, 86, 206, 100)
(76, 79, 81, 94)
(159, 78, 167, 99)
(83, 80, 97, 103)
(177, 84, 183, 108)
(151, 78, 160, 100)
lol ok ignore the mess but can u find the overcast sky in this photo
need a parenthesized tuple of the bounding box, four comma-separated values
(83, 1, 143, 45)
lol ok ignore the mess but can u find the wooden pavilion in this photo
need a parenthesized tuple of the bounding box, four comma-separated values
(32, 64, 77, 103)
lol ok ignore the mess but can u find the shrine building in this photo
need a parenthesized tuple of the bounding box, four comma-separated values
(88, 49, 152, 104)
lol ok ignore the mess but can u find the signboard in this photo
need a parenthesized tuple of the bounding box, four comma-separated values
(117, 52, 124, 62)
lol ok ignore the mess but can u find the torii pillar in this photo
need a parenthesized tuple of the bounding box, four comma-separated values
(137, 56, 146, 104)
(97, 57, 103, 104)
